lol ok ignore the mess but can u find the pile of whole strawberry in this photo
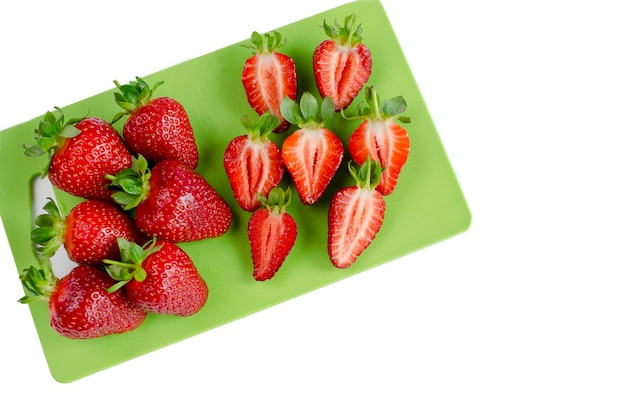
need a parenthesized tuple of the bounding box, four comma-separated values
(231, 12, 412, 278)
(19, 78, 233, 339)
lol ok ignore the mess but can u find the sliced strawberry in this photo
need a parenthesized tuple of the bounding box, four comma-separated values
(328, 158, 386, 268)
(247, 187, 298, 281)
(24, 108, 132, 200)
(313, 12, 372, 112)
(280, 92, 344, 205)
(105, 239, 208, 316)
(347, 86, 411, 195)
(113, 77, 199, 169)
(19, 260, 146, 339)
(242, 31, 298, 133)
(224, 113, 285, 211)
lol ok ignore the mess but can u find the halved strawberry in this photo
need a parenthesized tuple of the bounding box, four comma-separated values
(328, 158, 386, 268)
(24, 108, 132, 200)
(31, 198, 145, 266)
(313, 12, 372, 112)
(106, 155, 232, 242)
(112, 77, 199, 169)
(105, 239, 208, 316)
(224, 112, 285, 211)
(280, 92, 344, 205)
(247, 187, 298, 281)
(242, 31, 298, 133)
(346, 86, 411, 195)
(19, 259, 146, 339)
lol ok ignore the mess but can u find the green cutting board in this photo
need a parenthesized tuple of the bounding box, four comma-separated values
(0, 0, 471, 382)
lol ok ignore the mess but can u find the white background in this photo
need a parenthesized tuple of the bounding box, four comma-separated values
(1, 0, 625, 413)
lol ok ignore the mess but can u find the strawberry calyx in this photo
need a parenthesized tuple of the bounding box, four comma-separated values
(343, 86, 411, 123)
(112, 76, 164, 124)
(18, 256, 58, 304)
(243, 31, 287, 55)
(23, 107, 85, 176)
(30, 198, 67, 260)
(280, 92, 335, 129)
(322, 11, 364, 48)
(105, 154, 152, 211)
(104, 237, 162, 292)
(258, 186, 292, 216)
(241, 111, 280, 143)
(348, 157, 382, 191)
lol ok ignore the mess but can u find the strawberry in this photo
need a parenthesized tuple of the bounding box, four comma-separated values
(328, 158, 386, 268)
(31, 198, 145, 266)
(224, 112, 284, 211)
(24, 107, 132, 200)
(19, 259, 146, 339)
(313, 12, 372, 112)
(105, 239, 208, 316)
(112, 77, 199, 169)
(346, 86, 411, 195)
(241, 31, 298, 133)
(106, 155, 232, 242)
(280, 92, 344, 205)
(247, 187, 297, 281)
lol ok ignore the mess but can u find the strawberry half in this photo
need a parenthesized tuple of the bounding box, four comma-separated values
(313, 12, 372, 112)
(247, 187, 298, 281)
(107, 155, 232, 242)
(24, 108, 132, 200)
(242, 31, 298, 133)
(19, 260, 146, 339)
(346, 86, 411, 195)
(112, 77, 199, 169)
(328, 158, 386, 268)
(105, 238, 208, 316)
(31, 198, 145, 266)
(224, 112, 285, 211)
(280, 92, 344, 205)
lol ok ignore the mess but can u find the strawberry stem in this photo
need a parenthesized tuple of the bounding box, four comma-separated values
(112, 77, 164, 124)
(258, 186, 292, 215)
(104, 237, 162, 292)
(105, 154, 152, 211)
(18, 256, 58, 304)
(30, 198, 66, 260)
(348, 157, 382, 191)
(322, 11, 363, 47)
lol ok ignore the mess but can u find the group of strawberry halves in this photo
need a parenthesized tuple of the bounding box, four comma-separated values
(231, 12, 411, 280)
(17, 12, 411, 341)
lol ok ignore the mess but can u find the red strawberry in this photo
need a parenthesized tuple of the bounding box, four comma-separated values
(105, 239, 208, 316)
(112, 77, 199, 169)
(280, 92, 344, 205)
(24, 108, 132, 200)
(328, 158, 386, 268)
(106, 155, 232, 242)
(313, 12, 372, 112)
(247, 187, 298, 281)
(31, 198, 145, 265)
(224, 112, 285, 211)
(347, 86, 411, 195)
(241, 31, 298, 133)
(19, 260, 146, 339)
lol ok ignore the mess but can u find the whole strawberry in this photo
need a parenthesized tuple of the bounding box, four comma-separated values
(112, 77, 199, 169)
(328, 158, 386, 268)
(105, 239, 208, 316)
(24, 107, 132, 200)
(224, 112, 284, 211)
(242, 31, 298, 133)
(107, 155, 232, 242)
(19, 259, 147, 339)
(247, 187, 297, 281)
(280, 92, 344, 205)
(347, 86, 411, 195)
(313, 12, 372, 112)
(31, 198, 145, 265)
